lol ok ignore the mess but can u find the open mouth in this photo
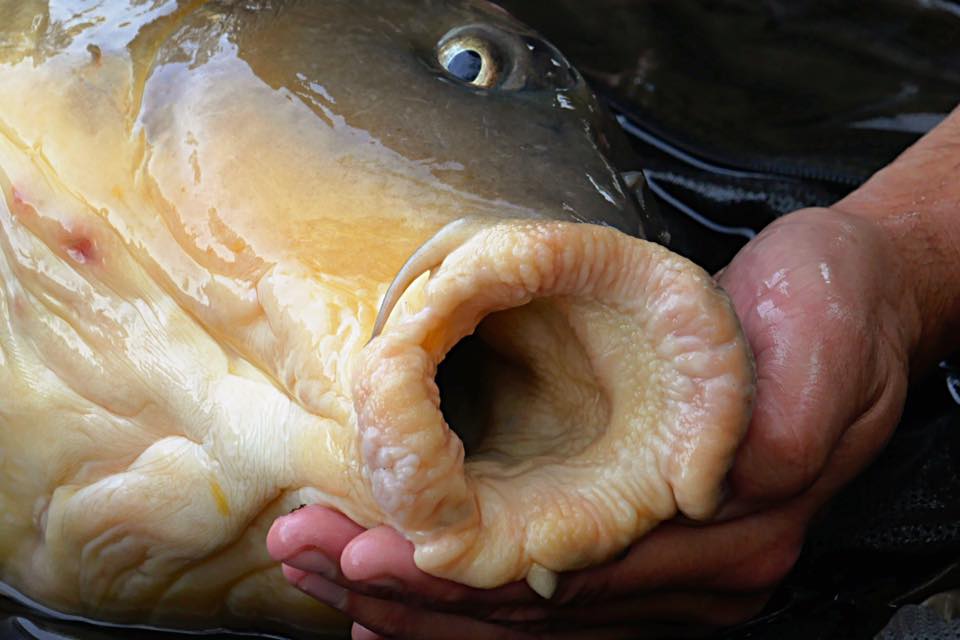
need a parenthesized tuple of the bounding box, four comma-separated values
(436, 298, 611, 464)
(351, 219, 755, 595)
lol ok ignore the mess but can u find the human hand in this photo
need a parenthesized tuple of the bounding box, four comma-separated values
(267, 203, 922, 639)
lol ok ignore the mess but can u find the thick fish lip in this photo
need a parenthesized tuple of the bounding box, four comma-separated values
(350, 219, 755, 591)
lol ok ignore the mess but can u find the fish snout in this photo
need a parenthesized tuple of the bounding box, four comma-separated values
(351, 221, 755, 593)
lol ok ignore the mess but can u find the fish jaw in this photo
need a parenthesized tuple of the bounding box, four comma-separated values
(352, 220, 755, 589)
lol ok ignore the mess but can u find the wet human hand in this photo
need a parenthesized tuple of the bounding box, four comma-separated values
(266, 202, 924, 639)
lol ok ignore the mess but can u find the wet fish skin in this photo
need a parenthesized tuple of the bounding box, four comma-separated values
(0, 0, 752, 634)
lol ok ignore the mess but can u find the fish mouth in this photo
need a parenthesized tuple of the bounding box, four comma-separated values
(351, 220, 754, 594)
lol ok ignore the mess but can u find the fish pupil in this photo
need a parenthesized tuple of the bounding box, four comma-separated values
(447, 49, 483, 83)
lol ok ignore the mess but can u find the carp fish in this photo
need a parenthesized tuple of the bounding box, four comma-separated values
(0, 0, 754, 634)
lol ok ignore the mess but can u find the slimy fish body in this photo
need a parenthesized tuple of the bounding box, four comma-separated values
(0, 1, 753, 633)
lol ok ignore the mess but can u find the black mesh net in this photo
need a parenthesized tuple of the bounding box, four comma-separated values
(878, 605, 960, 640)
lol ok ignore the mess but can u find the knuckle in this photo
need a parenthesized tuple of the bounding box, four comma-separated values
(734, 414, 828, 501)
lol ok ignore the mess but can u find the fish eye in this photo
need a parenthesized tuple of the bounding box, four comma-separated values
(437, 35, 501, 88)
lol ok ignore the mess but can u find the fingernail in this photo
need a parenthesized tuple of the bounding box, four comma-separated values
(289, 503, 307, 514)
(289, 550, 338, 579)
(298, 574, 347, 607)
(282, 564, 308, 584)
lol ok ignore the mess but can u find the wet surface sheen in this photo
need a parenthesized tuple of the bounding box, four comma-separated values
(3, 1, 960, 639)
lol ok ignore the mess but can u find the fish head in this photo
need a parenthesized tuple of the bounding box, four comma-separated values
(138, 0, 749, 592)
(0, 0, 752, 620)
(219, 0, 648, 234)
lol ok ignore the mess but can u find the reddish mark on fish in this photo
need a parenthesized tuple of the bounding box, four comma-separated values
(9, 187, 101, 265)
(10, 187, 30, 213)
(9, 187, 33, 218)
(65, 236, 98, 265)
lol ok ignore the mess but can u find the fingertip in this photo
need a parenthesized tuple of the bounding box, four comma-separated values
(340, 528, 531, 608)
(266, 505, 366, 562)
(284, 549, 338, 579)
(341, 525, 415, 582)
(265, 513, 297, 561)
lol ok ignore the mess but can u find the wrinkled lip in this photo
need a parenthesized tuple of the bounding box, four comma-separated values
(351, 219, 755, 595)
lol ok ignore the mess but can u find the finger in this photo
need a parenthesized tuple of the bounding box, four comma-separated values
(270, 507, 438, 604)
(716, 228, 868, 508)
(288, 571, 534, 640)
(553, 502, 806, 601)
(340, 525, 537, 608)
(268, 502, 795, 615)
(272, 510, 537, 612)
(488, 589, 770, 629)
(287, 527, 770, 637)
(266, 505, 364, 576)
(784, 353, 907, 504)
(337, 580, 766, 639)
(729, 325, 846, 508)
(340, 502, 803, 608)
